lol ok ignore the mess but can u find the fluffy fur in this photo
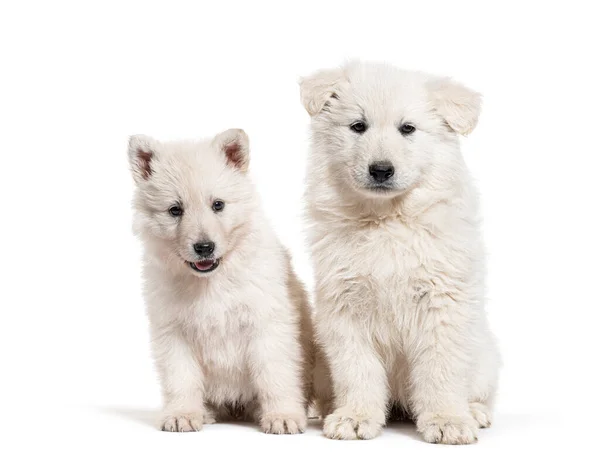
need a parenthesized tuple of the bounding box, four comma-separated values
(300, 61, 500, 444)
(128, 129, 315, 434)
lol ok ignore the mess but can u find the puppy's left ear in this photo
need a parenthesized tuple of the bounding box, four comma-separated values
(427, 78, 482, 135)
(213, 128, 250, 171)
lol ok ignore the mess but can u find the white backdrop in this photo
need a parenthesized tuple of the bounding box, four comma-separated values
(1, 1, 598, 463)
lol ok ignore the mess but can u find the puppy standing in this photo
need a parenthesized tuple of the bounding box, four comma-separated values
(300, 61, 500, 444)
(128, 129, 313, 433)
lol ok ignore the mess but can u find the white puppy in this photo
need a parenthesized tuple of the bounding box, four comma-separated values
(128, 129, 313, 434)
(300, 61, 500, 444)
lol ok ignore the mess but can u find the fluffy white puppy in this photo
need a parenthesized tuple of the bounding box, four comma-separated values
(128, 129, 313, 434)
(300, 61, 500, 444)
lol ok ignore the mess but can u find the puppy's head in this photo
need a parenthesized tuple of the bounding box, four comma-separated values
(300, 61, 481, 198)
(128, 129, 254, 277)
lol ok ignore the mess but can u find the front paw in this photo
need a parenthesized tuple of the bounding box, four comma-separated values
(160, 411, 211, 432)
(417, 412, 478, 445)
(323, 410, 383, 440)
(260, 412, 307, 434)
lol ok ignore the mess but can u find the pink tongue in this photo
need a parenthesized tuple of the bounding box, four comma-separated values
(195, 260, 214, 270)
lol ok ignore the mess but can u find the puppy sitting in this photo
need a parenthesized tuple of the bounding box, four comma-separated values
(128, 129, 313, 433)
(300, 62, 500, 444)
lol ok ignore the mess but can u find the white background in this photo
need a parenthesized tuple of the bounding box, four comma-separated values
(1, 1, 598, 463)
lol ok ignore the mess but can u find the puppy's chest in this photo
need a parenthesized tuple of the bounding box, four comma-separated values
(321, 220, 447, 313)
(186, 297, 254, 372)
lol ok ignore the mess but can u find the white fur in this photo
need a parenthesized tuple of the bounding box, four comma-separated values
(300, 61, 500, 444)
(128, 129, 313, 434)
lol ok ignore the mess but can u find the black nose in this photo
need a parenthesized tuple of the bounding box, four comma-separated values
(369, 162, 395, 183)
(193, 241, 215, 256)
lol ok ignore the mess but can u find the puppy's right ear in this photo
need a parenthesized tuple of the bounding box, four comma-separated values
(299, 67, 346, 116)
(128, 135, 157, 183)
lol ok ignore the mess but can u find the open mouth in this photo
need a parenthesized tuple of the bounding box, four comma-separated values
(188, 258, 220, 273)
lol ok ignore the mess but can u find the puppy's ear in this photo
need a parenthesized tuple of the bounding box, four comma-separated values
(128, 135, 158, 183)
(299, 67, 346, 116)
(428, 78, 482, 135)
(213, 128, 250, 171)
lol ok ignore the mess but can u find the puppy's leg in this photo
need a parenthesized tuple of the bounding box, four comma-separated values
(468, 329, 500, 428)
(249, 318, 307, 434)
(467, 359, 498, 427)
(312, 346, 333, 418)
(407, 300, 478, 445)
(151, 326, 209, 432)
(320, 312, 388, 440)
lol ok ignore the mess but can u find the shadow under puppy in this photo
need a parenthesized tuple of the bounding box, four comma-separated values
(128, 129, 316, 433)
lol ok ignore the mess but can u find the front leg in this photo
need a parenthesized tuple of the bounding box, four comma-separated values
(248, 315, 307, 434)
(151, 325, 212, 432)
(407, 297, 478, 444)
(318, 310, 388, 440)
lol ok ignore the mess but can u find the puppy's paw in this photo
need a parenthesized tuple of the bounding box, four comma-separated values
(260, 412, 307, 434)
(323, 410, 383, 440)
(160, 411, 208, 432)
(469, 402, 492, 428)
(417, 413, 478, 445)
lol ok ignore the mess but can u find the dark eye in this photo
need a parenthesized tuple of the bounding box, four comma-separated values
(399, 123, 416, 135)
(168, 204, 183, 217)
(349, 121, 368, 134)
(212, 200, 225, 212)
